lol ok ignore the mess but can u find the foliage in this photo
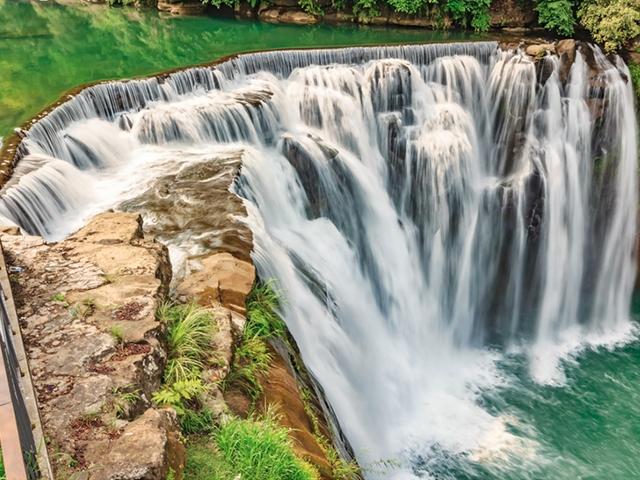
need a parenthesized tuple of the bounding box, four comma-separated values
(536, 0, 575, 36)
(446, 0, 491, 31)
(153, 303, 214, 417)
(215, 409, 319, 480)
(353, 0, 381, 18)
(158, 302, 215, 385)
(224, 281, 284, 400)
(112, 386, 141, 419)
(184, 411, 319, 480)
(299, 0, 324, 15)
(0, 450, 5, 480)
(578, 0, 640, 52)
(109, 325, 124, 345)
(183, 437, 236, 480)
(180, 407, 216, 435)
(106, 0, 135, 5)
(245, 280, 286, 339)
(629, 63, 640, 101)
(152, 378, 208, 415)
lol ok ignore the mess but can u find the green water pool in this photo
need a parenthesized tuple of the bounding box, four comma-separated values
(0, 0, 480, 138)
(1, 2, 640, 479)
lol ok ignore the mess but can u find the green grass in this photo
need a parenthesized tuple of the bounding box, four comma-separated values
(153, 303, 215, 416)
(185, 410, 319, 480)
(224, 281, 285, 401)
(158, 303, 216, 384)
(0, 450, 5, 480)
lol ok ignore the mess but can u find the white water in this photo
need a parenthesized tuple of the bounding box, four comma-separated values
(0, 43, 637, 478)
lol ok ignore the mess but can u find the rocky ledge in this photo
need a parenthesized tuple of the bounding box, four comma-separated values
(2, 205, 346, 479)
(2, 212, 181, 479)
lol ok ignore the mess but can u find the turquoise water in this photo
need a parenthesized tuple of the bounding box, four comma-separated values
(0, 0, 480, 137)
(1, 2, 640, 479)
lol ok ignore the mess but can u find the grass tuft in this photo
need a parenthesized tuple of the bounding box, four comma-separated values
(184, 409, 319, 480)
(224, 281, 285, 401)
(159, 302, 215, 385)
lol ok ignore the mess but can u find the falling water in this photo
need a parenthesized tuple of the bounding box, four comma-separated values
(0, 43, 637, 478)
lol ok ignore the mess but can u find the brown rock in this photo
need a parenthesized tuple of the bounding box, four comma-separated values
(1, 212, 175, 479)
(0, 225, 20, 235)
(525, 43, 556, 58)
(157, 0, 205, 15)
(490, 0, 536, 27)
(87, 408, 185, 480)
(259, 8, 319, 24)
(177, 252, 255, 314)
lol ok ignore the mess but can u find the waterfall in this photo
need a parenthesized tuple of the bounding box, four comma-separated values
(0, 42, 636, 478)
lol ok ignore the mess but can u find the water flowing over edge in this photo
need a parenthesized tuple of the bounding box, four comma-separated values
(0, 41, 637, 479)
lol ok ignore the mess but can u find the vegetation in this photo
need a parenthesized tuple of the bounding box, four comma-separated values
(224, 281, 285, 401)
(185, 410, 319, 480)
(533, 0, 640, 52)
(536, 0, 575, 36)
(578, 0, 640, 52)
(630, 63, 640, 101)
(152, 303, 214, 418)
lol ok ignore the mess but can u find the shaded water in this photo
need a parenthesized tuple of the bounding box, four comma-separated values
(0, 38, 638, 479)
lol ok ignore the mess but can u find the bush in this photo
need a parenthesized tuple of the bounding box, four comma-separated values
(536, 0, 575, 36)
(447, 0, 492, 31)
(578, 0, 640, 52)
(184, 411, 319, 480)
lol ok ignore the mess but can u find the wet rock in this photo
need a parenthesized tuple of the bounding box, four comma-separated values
(525, 43, 556, 58)
(557, 39, 577, 82)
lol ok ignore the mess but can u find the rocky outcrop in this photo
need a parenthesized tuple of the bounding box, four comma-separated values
(1, 212, 181, 480)
(157, 0, 205, 15)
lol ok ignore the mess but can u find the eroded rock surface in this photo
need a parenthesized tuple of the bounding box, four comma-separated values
(1, 212, 180, 480)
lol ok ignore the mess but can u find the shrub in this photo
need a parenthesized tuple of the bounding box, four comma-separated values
(245, 280, 286, 339)
(536, 0, 575, 36)
(447, 0, 492, 31)
(578, 0, 640, 52)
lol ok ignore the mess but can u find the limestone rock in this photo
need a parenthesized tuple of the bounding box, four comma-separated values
(177, 252, 255, 314)
(1, 212, 175, 479)
(525, 43, 556, 58)
(87, 408, 185, 480)
(259, 8, 319, 24)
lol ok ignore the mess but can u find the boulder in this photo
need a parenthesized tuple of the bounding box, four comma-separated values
(525, 43, 556, 58)
(177, 252, 255, 314)
(87, 408, 185, 480)
(259, 8, 319, 24)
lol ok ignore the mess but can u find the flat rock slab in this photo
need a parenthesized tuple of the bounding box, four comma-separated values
(1, 212, 181, 480)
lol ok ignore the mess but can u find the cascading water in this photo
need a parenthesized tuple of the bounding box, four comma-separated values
(0, 42, 637, 479)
